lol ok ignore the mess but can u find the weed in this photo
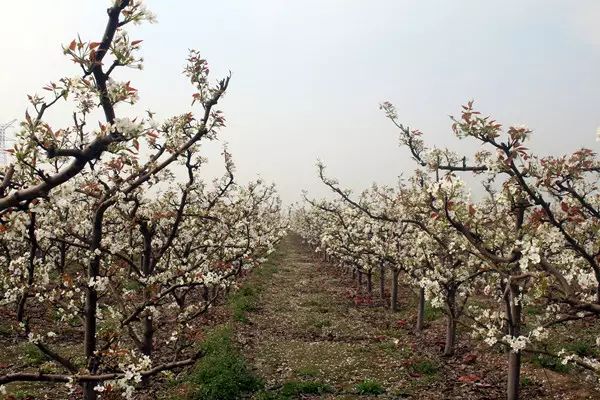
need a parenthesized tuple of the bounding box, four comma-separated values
(184, 325, 263, 400)
(531, 354, 571, 373)
(21, 343, 49, 366)
(280, 381, 333, 397)
(524, 305, 542, 316)
(355, 379, 385, 395)
(296, 366, 320, 378)
(311, 316, 332, 329)
(424, 302, 442, 321)
(521, 376, 533, 387)
(409, 359, 439, 376)
(566, 341, 597, 358)
(0, 322, 12, 337)
(229, 286, 259, 323)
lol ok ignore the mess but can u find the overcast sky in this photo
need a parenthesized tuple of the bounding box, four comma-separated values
(1, 1, 599, 203)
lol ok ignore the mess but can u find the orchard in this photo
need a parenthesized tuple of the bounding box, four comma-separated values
(1, 1, 598, 399)
(294, 102, 600, 400)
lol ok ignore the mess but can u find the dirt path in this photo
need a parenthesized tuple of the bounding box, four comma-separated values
(238, 235, 600, 399)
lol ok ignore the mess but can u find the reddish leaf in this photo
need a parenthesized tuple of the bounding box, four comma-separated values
(89, 41, 101, 49)
(462, 353, 477, 364)
(68, 39, 77, 51)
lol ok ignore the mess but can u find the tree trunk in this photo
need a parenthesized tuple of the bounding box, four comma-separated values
(352, 268, 356, 280)
(83, 206, 108, 400)
(444, 289, 457, 356)
(507, 351, 521, 400)
(58, 241, 67, 273)
(366, 271, 372, 294)
(506, 283, 523, 400)
(17, 214, 38, 322)
(444, 316, 456, 356)
(358, 270, 363, 291)
(416, 287, 425, 332)
(140, 222, 154, 365)
(142, 316, 153, 356)
(391, 269, 399, 311)
(379, 264, 386, 300)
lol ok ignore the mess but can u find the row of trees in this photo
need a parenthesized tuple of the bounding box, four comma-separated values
(0, 1, 285, 399)
(294, 101, 600, 400)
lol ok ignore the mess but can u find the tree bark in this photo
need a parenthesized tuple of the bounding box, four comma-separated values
(444, 289, 457, 356)
(416, 287, 425, 332)
(366, 271, 372, 294)
(391, 269, 400, 311)
(506, 283, 522, 400)
(507, 351, 521, 400)
(358, 270, 363, 291)
(139, 222, 154, 367)
(17, 213, 37, 322)
(83, 206, 108, 400)
(56, 241, 67, 273)
(444, 316, 456, 356)
(379, 264, 386, 300)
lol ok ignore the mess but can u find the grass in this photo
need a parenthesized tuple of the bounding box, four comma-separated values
(162, 246, 285, 400)
(308, 315, 332, 329)
(424, 302, 443, 321)
(0, 322, 12, 337)
(253, 380, 333, 400)
(409, 359, 440, 376)
(181, 325, 263, 400)
(229, 250, 283, 323)
(566, 340, 598, 358)
(521, 376, 533, 387)
(280, 381, 334, 397)
(21, 343, 49, 366)
(9, 388, 34, 399)
(355, 379, 385, 395)
(229, 285, 260, 323)
(296, 366, 320, 378)
(531, 354, 571, 373)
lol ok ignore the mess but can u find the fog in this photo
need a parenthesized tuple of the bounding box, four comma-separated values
(1, 1, 599, 204)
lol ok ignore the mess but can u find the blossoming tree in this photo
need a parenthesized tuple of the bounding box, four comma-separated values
(0, 1, 284, 399)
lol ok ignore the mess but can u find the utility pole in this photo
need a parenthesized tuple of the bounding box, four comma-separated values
(0, 119, 17, 165)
